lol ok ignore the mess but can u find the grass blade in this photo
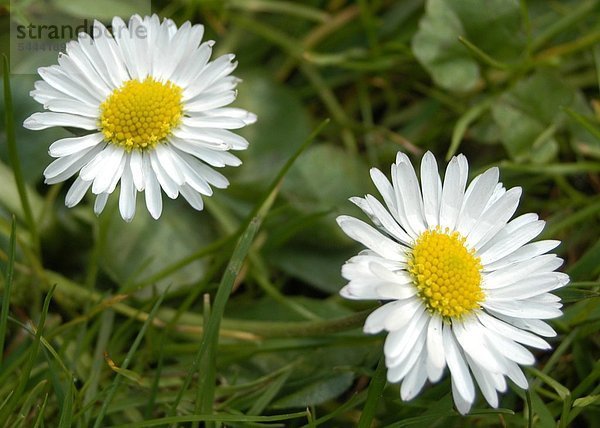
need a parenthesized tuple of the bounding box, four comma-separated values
(169, 119, 330, 416)
(92, 289, 169, 428)
(357, 355, 386, 428)
(2, 55, 39, 254)
(0, 284, 56, 422)
(57, 377, 74, 428)
(0, 216, 16, 366)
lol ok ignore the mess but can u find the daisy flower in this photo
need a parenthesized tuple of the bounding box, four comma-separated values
(337, 151, 568, 414)
(24, 14, 256, 221)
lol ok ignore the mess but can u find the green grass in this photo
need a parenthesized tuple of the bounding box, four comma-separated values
(1, 0, 600, 427)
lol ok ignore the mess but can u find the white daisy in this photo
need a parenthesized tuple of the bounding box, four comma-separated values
(337, 151, 568, 414)
(24, 14, 256, 221)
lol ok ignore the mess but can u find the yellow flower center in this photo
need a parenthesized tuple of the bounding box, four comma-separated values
(408, 228, 483, 319)
(99, 77, 183, 151)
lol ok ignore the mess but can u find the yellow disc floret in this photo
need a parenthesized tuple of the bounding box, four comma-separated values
(99, 77, 183, 151)
(408, 228, 483, 319)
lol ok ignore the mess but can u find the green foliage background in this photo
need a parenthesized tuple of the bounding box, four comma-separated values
(0, 0, 600, 426)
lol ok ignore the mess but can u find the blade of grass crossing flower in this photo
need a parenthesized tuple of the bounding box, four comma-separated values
(92, 289, 169, 428)
(169, 119, 330, 416)
(0, 284, 55, 422)
(358, 355, 386, 428)
(0, 216, 16, 366)
(2, 56, 39, 255)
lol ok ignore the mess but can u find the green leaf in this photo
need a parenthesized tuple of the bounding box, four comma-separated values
(273, 372, 355, 408)
(52, 0, 150, 20)
(567, 238, 600, 281)
(412, 0, 523, 92)
(283, 144, 370, 212)
(57, 378, 74, 428)
(233, 73, 311, 185)
(99, 198, 214, 293)
(269, 246, 354, 293)
(573, 395, 600, 408)
(492, 72, 576, 161)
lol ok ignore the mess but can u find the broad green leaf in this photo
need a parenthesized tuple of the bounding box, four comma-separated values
(233, 73, 311, 185)
(273, 372, 354, 408)
(492, 72, 576, 161)
(283, 144, 370, 212)
(99, 198, 214, 293)
(269, 245, 355, 293)
(567, 238, 600, 282)
(53, 0, 150, 21)
(412, 0, 523, 92)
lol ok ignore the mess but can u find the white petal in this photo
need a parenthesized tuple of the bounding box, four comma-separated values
(44, 143, 105, 182)
(484, 240, 561, 272)
(91, 20, 129, 87)
(184, 116, 247, 130)
(420, 151, 441, 228)
(119, 158, 136, 222)
(465, 355, 499, 408)
(94, 193, 109, 215)
(483, 254, 563, 290)
(487, 273, 569, 301)
(370, 168, 398, 221)
(476, 311, 551, 349)
(456, 167, 499, 236)
(451, 377, 473, 415)
(183, 54, 237, 101)
(129, 150, 145, 191)
(439, 156, 465, 230)
(383, 298, 423, 332)
(143, 153, 163, 219)
(337, 216, 407, 261)
(386, 328, 427, 383)
(24, 112, 98, 130)
(49, 133, 104, 157)
(91, 147, 125, 194)
(385, 307, 428, 363)
(479, 220, 546, 265)
(484, 328, 535, 365)
(43, 97, 99, 117)
(155, 145, 185, 185)
(65, 176, 92, 207)
(184, 92, 238, 114)
(395, 157, 426, 235)
(426, 314, 445, 379)
(443, 323, 475, 403)
(492, 315, 557, 338)
(400, 347, 428, 401)
(466, 187, 522, 249)
(453, 318, 505, 373)
(483, 301, 563, 320)
(365, 195, 412, 245)
(180, 184, 205, 211)
(149, 150, 179, 198)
